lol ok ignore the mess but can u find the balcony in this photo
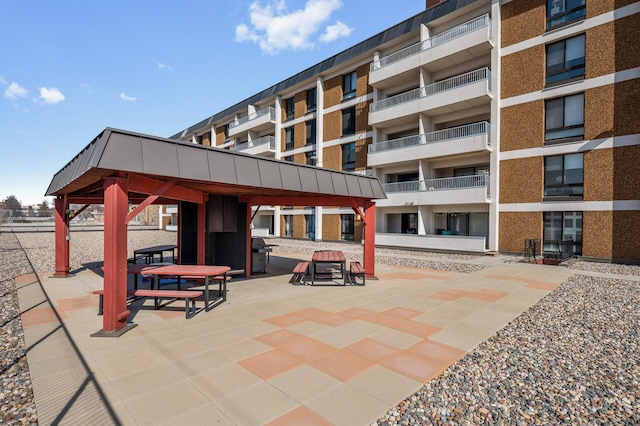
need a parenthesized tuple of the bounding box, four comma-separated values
(231, 135, 276, 157)
(376, 174, 489, 207)
(368, 122, 491, 167)
(370, 15, 492, 89)
(369, 68, 491, 128)
(228, 106, 276, 137)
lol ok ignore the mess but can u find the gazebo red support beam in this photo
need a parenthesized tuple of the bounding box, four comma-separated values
(245, 203, 252, 278)
(363, 201, 376, 278)
(53, 196, 70, 277)
(92, 176, 136, 337)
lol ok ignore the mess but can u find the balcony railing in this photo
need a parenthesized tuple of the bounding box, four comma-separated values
(371, 14, 491, 72)
(370, 68, 490, 112)
(232, 135, 276, 152)
(229, 106, 276, 129)
(382, 174, 488, 194)
(369, 122, 491, 153)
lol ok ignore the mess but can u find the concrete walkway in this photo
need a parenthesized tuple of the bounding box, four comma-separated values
(17, 253, 577, 425)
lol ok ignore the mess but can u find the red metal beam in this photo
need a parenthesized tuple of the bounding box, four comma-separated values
(97, 177, 132, 335)
(363, 200, 376, 278)
(128, 174, 204, 204)
(53, 196, 70, 277)
(245, 202, 252, 278)
(125, 178, 177, 224)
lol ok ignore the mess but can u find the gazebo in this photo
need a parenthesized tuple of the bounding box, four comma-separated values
(46, 128, 386, 336)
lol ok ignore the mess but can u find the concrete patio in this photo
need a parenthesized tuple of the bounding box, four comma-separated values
(16, 252, 574, 425)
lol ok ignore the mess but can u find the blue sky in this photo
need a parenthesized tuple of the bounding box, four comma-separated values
(1, 0, 426, 207)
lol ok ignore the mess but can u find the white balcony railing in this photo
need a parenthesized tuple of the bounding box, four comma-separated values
(370, 68, 491, 112)
(369, 122, 491, 153)
(382, 174, 489, 195)
(370, 14, 491, 72)
(229, 106, 276, 129)
(232, 135, 276, 152)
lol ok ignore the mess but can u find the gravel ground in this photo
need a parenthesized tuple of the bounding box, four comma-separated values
(2, 230, 639, 425)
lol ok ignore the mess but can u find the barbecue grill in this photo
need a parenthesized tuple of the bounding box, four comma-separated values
(251, 238, 273, 273)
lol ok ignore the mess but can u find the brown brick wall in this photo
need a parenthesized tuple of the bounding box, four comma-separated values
(585, 80, 640, 140)
(583, 210, 613, 259)
(323, 145, 342, 171)
(501, 45, 545, 99)
(355, 137, 371, 171)
(323, 214, 341, 241)
(323, 110, 342, 143)
(611, 210, 640, 261)
(500, 100, 544, 151)
(293, 215, 305, 238)
(294, 122, 305, 149)
(584, 148, 614, 201)
(215, 127, 227, 146)
(294, 91, 306, 119)
(355, 101, 371, 134)
(499, 212, 542, 253)
(587, 0, 637, 18)
(587, 14, 640, 80)
(324, 75, 342, 109)
(501, 0, 545, 48)
(354, 216, 364, 242)
(355, 63, 372, 96)
(500, 157, 542, 203)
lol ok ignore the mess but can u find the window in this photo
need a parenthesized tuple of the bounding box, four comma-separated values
(285, 97, 295, 121)
(342, 107, 356, 136)
(342, 142, 356, 171)
(543, 211, 582, 254)
(545, 93, 584, 142)
(283, 155, 294, 162)
(544, 153, 583, 197)
(343, 71, 357, 100)
(546, 34, 585, 86)
(306, 119, 316, 146)
(306, 88, 317, 113)
(341, 214, 354, 241)
(547, 0, 586, 30)
(285, 127, 294, 151)
(305, 150, 316, 165)
(224, 125, 230, 142)
(305, 214, 315, 239)
(284, 215, 293, 237)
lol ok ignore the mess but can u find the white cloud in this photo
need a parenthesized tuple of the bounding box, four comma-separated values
(235, 0, 349, 54)
(5, 82, 29, 100)
(39, 87, 65, 104)
(320, 21, 352, 43)
(119, 93, 137, 101)
(158, 63, 173, 72)
(0, 75, 7, 85)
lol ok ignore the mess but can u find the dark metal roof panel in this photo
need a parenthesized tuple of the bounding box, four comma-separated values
(177, 143, 210, 181)
(299, 167, 320, 193)
(207, 149, 237, 183)
(234, 156, 261, 187)
(257, 160, 283, 189)
(331, 173, 349, 196)
(279, 163, 302, 192)
(170, 0, 479, 140)
(47, 128, 387, 201)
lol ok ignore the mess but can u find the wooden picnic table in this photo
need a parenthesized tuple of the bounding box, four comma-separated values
(310, 250, 346, 285)
(141, 264, 230, 312)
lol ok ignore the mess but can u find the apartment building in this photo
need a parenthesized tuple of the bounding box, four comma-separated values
(499, 0, 640, 262)
(170, 0, 639, 262)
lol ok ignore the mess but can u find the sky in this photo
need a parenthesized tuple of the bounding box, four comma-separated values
(1, 0, 426, 207)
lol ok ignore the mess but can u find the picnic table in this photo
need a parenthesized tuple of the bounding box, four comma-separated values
(141, 264, 230, 312)
(310, 250, 346, 285)
(133, 244, 177, 264)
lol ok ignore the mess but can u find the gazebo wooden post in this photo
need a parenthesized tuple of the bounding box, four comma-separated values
(53, 196, 70, 277)
(363, 200, 376, 278)
(92, 176, 136, 337)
